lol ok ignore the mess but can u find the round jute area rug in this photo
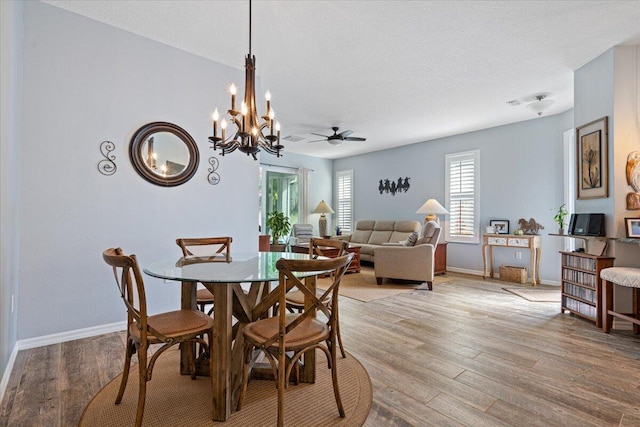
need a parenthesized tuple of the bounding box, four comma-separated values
(79, 349, 372, 426)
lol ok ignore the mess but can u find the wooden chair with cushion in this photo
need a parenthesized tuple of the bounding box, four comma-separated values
(283, 237, 349, 357)
(102, 248, 215, 427)
(176, 237, 232, 315)
(238, 253, 354, 427)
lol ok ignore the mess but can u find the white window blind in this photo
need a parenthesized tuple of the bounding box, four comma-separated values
(445, 151, 480, 244)
(336, 170, 354, 233)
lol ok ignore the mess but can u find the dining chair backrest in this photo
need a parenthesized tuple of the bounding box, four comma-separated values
(308, 237, 349, 259)
(103, 248, 150, 342)
(176, 236, 232, 260)
(271, 254, 354, 345)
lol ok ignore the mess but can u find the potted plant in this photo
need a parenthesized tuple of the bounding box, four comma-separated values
(266, 211, 291, 251)
(553, 204, 569, 234)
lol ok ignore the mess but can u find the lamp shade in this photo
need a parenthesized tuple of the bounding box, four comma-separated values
(416, 199, 449, 224)
(416, 199, 449, 215)
(312, 200, 335, 215)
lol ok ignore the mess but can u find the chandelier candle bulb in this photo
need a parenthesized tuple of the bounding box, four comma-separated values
(230, 84, 237, 111)
(265, 90, 271, 113)
(212, 109, 219, 137)
(221, 119, 227, 142)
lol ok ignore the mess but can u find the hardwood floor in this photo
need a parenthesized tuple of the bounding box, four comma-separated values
(2, 274, 639, 426)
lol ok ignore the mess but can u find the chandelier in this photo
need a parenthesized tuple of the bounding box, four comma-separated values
(209, 0, 283, 160)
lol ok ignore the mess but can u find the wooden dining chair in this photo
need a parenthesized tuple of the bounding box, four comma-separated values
(102, 248, 215, 427)
(176, 237, 232, 315)
(238, 253, 354, 427)
(284, 237, 349, 358)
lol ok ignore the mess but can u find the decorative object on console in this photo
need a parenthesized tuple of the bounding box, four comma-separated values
(312, 200, 334, 237)
(207, 156, 220, 185)
(416, 198, 449, 225)
(577, 116, 608, 200)
(513, 228, 524, 235)
(625, 217, 640, 238)
(518, 218, 544, 235)
(97, 140, 116, 176)
(208, 0, 283, 160)
(490, 220, 509, 234)
(378, 177, 410, 195)
(625, 151, 640, 209)
(552, 204, 568, 234)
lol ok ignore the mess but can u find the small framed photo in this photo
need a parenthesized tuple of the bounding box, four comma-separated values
(624, 217, 640, 238)
(490, 220, 510, 234)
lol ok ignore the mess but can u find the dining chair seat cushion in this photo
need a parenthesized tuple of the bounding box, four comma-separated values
(130, 310, 215, 343)
(285, 289, 329, 307)
(244, 314, 329, 350)
(196, 288, 214, 303)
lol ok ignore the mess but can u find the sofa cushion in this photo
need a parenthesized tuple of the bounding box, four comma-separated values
(421, 220, 438, 238)
(395, 221, 421, 233)
(351, 229, 373, 244)
(355, 220, 376, 231)
(369, 230, 393, 245)
(373, 220, 396, 231)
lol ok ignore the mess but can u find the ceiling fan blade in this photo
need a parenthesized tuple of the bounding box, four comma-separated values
(344, 137, 366, 141)
(306, 139, 326, 143)
(337, 130, 353, 138)
(310, 132, 330, 138)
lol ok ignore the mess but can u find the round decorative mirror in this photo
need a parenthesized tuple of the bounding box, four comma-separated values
(129, 122, 199, 187)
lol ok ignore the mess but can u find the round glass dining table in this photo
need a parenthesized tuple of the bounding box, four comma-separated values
(143, 251, 329, 422)
(144, 251, 324, 283)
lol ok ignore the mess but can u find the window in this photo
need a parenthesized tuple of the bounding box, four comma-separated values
(259, 166, 299, 235)
(336, 170, 354, 233)
(445, 150, 480, 244)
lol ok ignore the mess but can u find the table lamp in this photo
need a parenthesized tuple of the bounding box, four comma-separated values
(416, 198, 449, 225)
(312, 200, 335, 237)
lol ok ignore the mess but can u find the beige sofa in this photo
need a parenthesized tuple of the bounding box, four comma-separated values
(374, 221, 442, 290)
(334, 219, 421, 262)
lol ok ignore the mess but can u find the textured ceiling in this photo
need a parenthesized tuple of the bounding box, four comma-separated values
(44, 0, 640, 159)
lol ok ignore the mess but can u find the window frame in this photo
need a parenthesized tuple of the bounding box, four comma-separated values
(335, 169, 354, 234)
(445, 150, 480, 244)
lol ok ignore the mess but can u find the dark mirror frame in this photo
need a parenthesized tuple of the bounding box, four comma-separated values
(129, 122, 199, 187)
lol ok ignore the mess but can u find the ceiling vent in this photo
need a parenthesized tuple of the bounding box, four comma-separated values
(282, 135, 306, 143)
(506, 99, 522, 106)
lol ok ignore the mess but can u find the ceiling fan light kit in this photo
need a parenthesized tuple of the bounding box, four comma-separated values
(208, 0, 283, 160)
(308, 126, 367, 145)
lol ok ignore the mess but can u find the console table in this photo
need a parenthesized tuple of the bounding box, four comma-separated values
(482, 234, 541, 285)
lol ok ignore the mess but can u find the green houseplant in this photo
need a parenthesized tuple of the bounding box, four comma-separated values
(553, 204, 569, 234)
(266, 211, 291, 246)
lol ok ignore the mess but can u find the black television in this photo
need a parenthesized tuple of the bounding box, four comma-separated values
(568, 213, 606, 236)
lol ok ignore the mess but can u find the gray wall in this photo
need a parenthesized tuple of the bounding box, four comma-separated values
(0, 0, 23, 386)
(334, 111, 574, 282)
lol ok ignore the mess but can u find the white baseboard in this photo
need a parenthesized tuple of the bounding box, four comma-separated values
(15, 321, 127, 351)
(0, 344, 19, 404)
(1, 321, 126, 402)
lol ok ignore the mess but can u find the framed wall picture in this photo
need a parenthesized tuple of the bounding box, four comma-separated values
(577, 116, 608, 199)
(490, 219, 509, 234)
(625, 217, 640, 238)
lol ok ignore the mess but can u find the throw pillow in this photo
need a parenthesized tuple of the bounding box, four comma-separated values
(404, 231, 419, 246)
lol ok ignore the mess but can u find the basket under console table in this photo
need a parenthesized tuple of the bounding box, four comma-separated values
(482, 234, 541, 286)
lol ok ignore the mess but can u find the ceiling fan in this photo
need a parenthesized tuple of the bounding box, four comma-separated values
(308, 127, 366, 146)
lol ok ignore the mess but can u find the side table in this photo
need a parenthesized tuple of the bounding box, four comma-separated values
(435, 242, 447, 275)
